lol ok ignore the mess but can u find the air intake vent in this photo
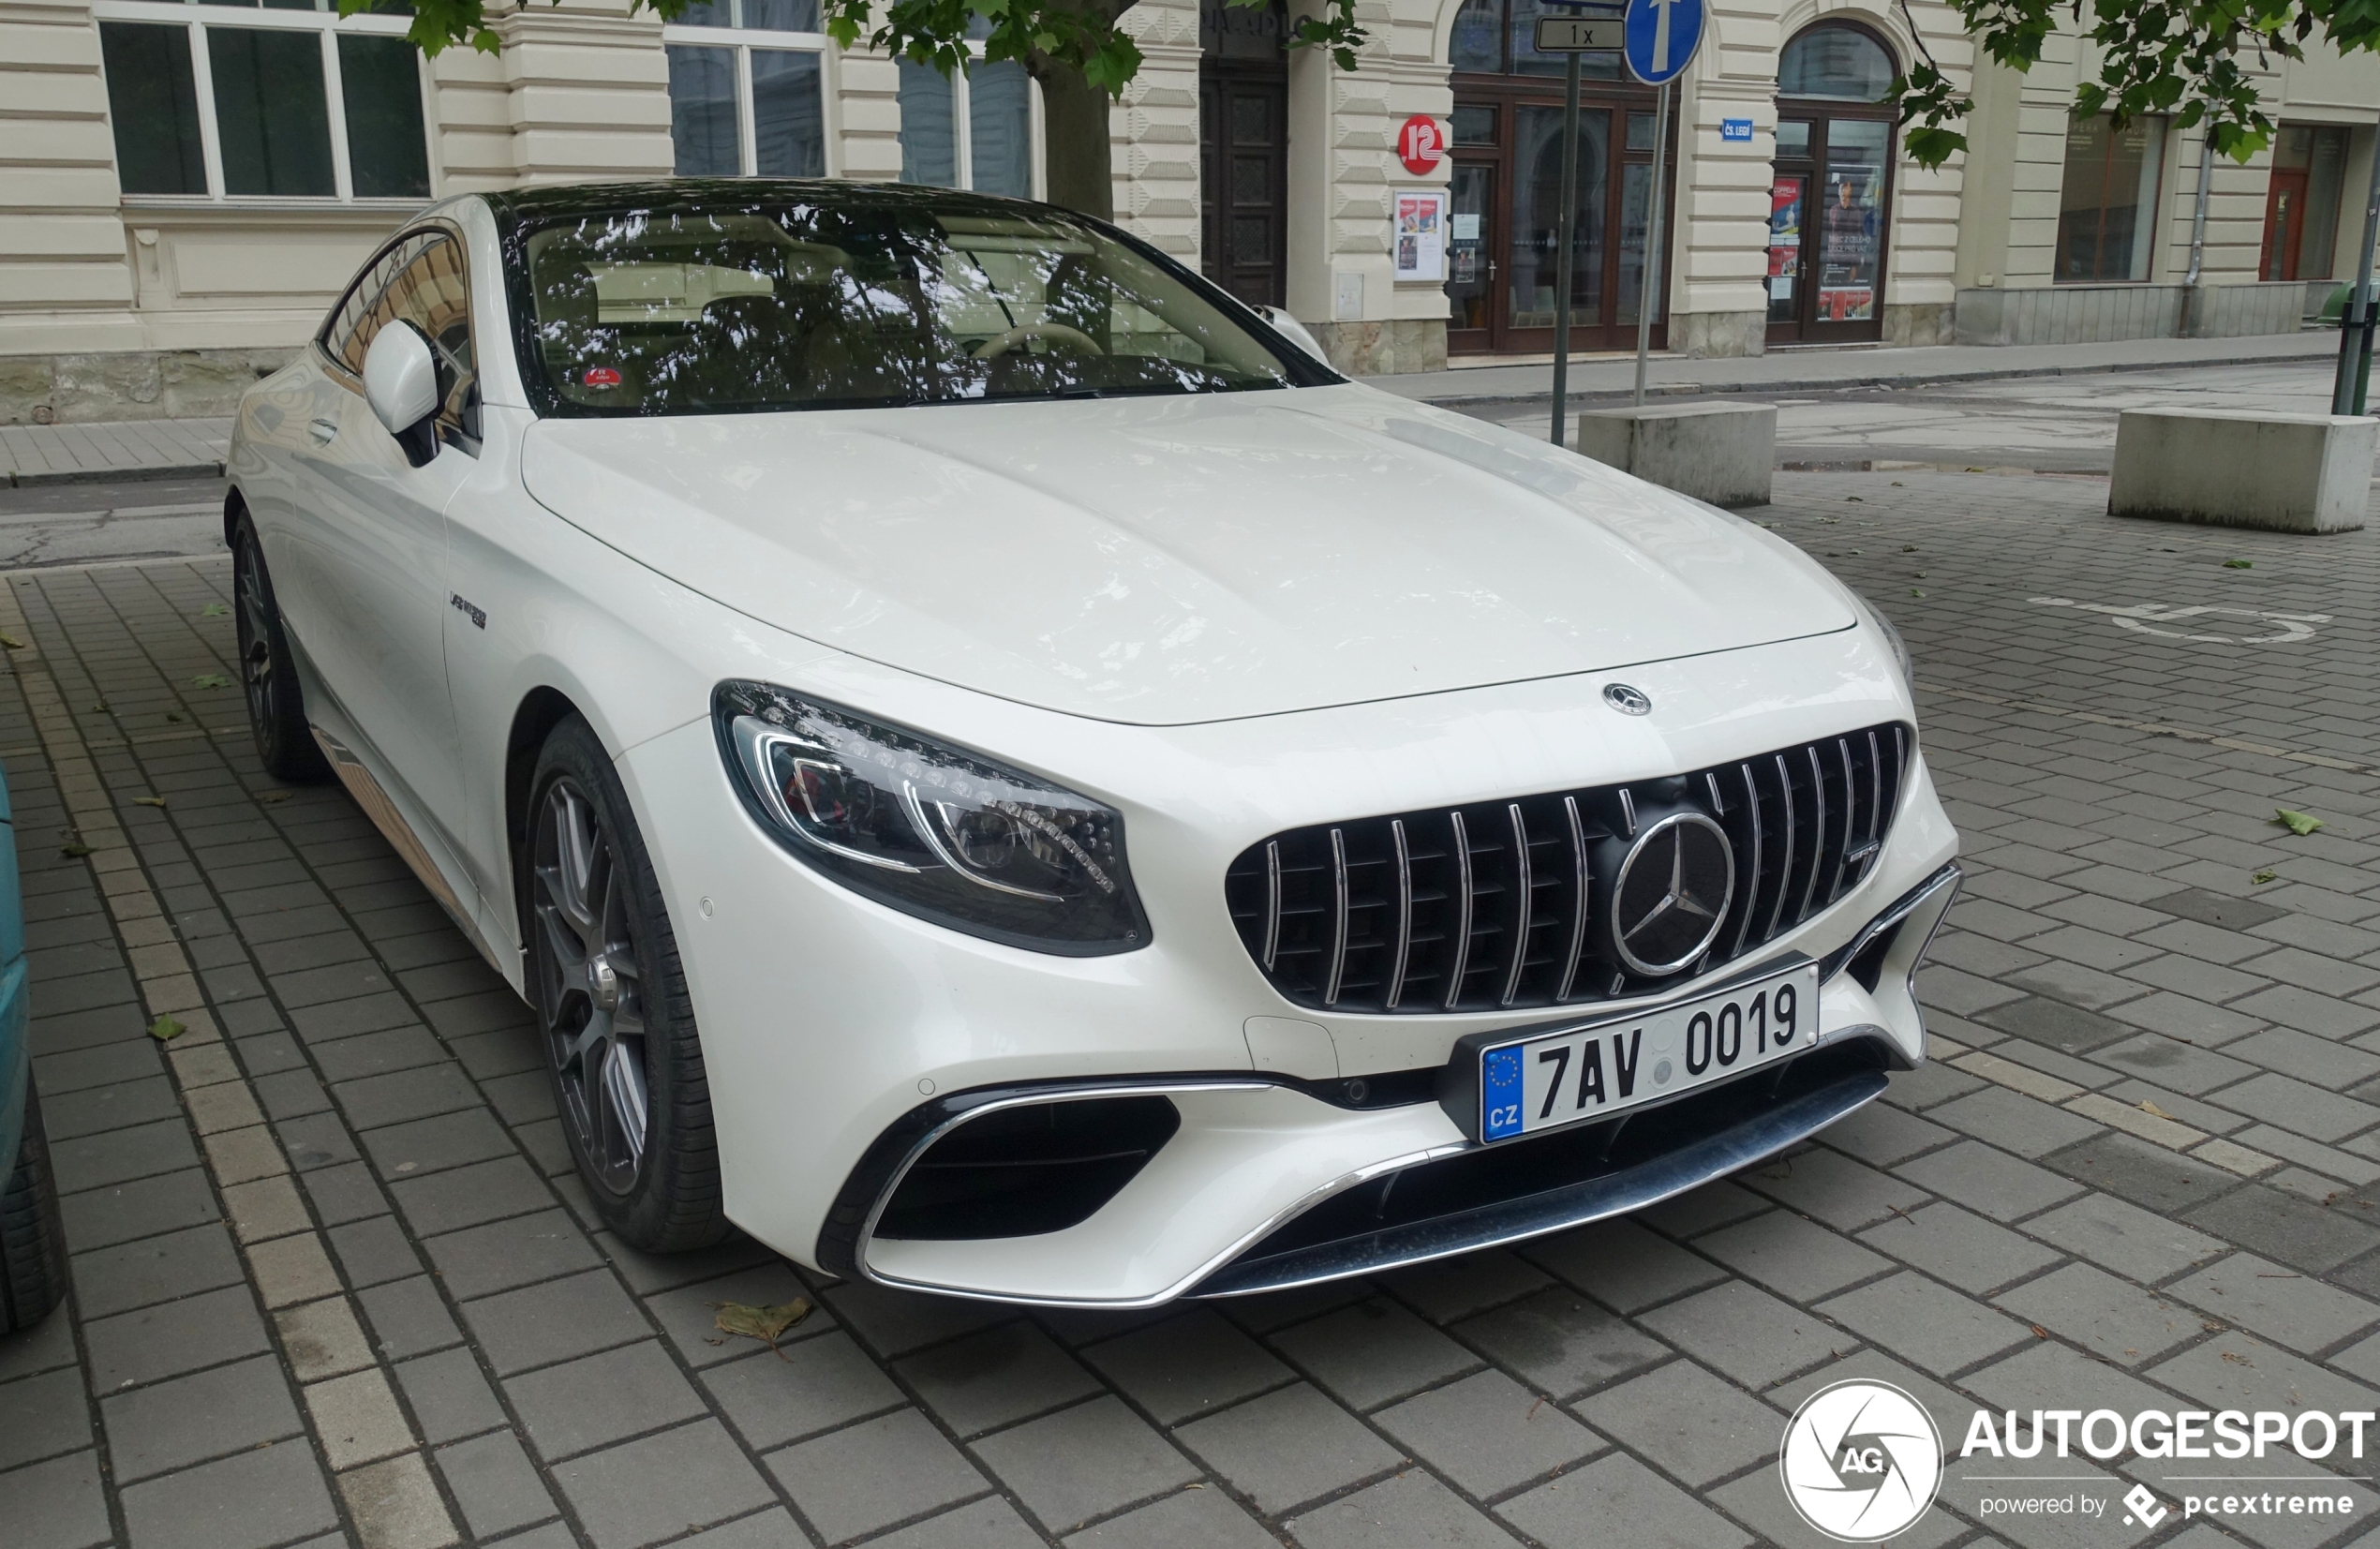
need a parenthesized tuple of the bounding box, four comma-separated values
(1224, 722, 1910, 1015)
(873, 1096, 1181, 1240)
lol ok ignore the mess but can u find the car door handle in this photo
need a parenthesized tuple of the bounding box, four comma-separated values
(307, 418, 338, 443)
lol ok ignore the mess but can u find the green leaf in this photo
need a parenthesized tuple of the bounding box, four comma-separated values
(201, 602, 229, 617)
(148, 1014, 186, 1042)
(2252, 869, 2279, 885)
(191, 673, 230, 690)
(60, 841, 91, 858)
(132, 795, 167, 808)
(2273, 809, 2324, 836)
(2224, 559, 2253, 569)
(0, 633, 24, 649)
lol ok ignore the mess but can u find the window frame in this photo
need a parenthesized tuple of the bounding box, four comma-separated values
(660, 7, 840, 178)
(2054, 111, 2168, 286)
(897, 45, 1045, 199)
(94, 0, 435, 205)
(318, 219, 481, 449)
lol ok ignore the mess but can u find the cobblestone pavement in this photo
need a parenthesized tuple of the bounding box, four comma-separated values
(2, 469, 2377, 1549)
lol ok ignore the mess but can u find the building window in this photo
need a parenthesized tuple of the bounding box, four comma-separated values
(898, 56, 1034, 197)
(1778, 24, 1895, 101)
(1448, 0, 1622, 80)
(663, 0, 828, 176)
(2057, 113, 2165, 283)
(94, 1, 430, 201)
(2265, 123, 2349, 281)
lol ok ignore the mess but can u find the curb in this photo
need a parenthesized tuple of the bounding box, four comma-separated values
(1405, 343, 2342, 410)
(5, 459, 227, 489)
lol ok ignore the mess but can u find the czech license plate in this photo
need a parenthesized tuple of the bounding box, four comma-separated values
(1479, 961, 1821, 1142)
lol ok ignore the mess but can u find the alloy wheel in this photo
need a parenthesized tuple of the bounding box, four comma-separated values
(235, 538, 278, 736)
(532, 778, 651, 1195)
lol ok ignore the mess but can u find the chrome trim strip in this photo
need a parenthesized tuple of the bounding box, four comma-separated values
(1826, 737, 1855, 906)
(1443, 811, 1475, 1010)
(1705, 771, 1726, 815)
(1799, 746, 1827, 924)
(1554, 796, 1589, 1004)
(1617, 786, 1638, 838)
(1191, 1069, 1890, 1299)
(1261, 841, 1282, 971)
(1825, 863, 1962, 984)
(1499, 803, 1532, 1007)
(1386, 819, 1414, 1011)
(1732, 763, 1762, 958)
(1765, 753, 1794, 942)
(1323, 827, 1350, 1006)
(309, 723, 508, 977)
(1865, 729, 1883, 847)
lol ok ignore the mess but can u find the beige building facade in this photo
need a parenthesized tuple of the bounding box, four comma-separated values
(1, 0, 2374, 422)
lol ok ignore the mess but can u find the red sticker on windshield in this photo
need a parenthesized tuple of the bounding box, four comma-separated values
(582, 366, 621, 388)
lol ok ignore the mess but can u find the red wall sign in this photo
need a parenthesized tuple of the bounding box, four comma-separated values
(1396, 115, 1446, 176)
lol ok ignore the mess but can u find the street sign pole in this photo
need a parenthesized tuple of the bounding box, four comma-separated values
(2334, 109, 2380, 416)
(1550, 48, 1582, 446)
(1633, 79, 1669, 408)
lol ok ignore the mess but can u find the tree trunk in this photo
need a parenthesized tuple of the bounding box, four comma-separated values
(1026, 0, 1135, 219)
(1034, 62, 1117, 219)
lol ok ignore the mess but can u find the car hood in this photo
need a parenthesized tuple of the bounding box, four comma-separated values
(519, 385, 1854, 725)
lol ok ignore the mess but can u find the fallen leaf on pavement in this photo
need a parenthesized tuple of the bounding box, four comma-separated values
(2252, 869, 2278, 885)
(148, 1015, 185, 1042)
(2224, 559, 2253, 569)
(201, 603, 229, 617)
(190, 673, 230, 690)
(2140, 1100, 2177, 1121)
(0, 633, 23, 649)
(260, 790, 291, 804)
(714, 1299, 812, 1357)
(132, 796, 167, 808)
(2273, 809, 2323, 836)
(60, 841, 90, 857)
(2030, 1325, 2049, 1338)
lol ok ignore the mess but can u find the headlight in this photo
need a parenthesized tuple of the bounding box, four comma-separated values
(713, 681, 1149, 955)
(1852, 592, 1914, 695)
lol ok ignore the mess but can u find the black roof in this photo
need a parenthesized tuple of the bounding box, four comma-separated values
(479, 178, 1070, 230)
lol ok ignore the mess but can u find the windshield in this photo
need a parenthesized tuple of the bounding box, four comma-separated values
(497, 186, 1331, 416)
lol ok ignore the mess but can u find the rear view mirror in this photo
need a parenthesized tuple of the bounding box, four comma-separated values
(364, 320, 440, 466)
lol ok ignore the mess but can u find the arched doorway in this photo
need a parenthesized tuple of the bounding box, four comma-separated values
(1768, 21, 1897, 345)
(1444, 0, 1672, 356)
(1199, 0, 1289, 305)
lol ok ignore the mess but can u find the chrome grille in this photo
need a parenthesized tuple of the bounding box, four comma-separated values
(1224, 722, 1911, 1015)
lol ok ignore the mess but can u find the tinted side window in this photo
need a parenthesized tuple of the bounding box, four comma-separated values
(326, 233, 477, 432)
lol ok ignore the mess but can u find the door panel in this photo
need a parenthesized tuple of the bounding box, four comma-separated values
(1811, 118, 1887, 335)
(1448, 159, 1496, 353)
(1199, 65, 1287, 305)
(1766, 171, 1807, 336)
(1510, 104, 1609, 342)
(2263, 170, 2308, 280)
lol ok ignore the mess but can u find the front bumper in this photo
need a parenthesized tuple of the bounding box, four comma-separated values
(617, 629, 1959, 1307)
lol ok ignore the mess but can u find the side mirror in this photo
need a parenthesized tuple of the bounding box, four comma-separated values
(363, 320, 440, 466)
(1257, 305, 1330, 366)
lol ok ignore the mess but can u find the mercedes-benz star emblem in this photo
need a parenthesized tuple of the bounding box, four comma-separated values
(1610, 812, 1735, 975)
(1602, 683, 1652, 715)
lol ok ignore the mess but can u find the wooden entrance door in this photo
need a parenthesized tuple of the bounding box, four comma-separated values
(1199, 0, 1288, 305)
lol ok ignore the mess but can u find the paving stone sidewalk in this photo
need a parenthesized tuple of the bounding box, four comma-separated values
(0, 469, 2377, 1549)
(0, 421, 231, 486)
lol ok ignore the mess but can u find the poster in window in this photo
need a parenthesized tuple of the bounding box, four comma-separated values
(1767, 177, 1801, 301)
(1395, 192, 1448, 282)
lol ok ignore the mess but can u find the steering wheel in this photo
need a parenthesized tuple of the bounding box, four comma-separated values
(974, 321, 1106, 362)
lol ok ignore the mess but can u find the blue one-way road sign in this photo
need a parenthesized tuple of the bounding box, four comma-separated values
(1623, 0, 1703, 85)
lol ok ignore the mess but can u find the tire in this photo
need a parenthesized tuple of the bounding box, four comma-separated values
(1, 1076, 68, 1334)
(232, 514, 330, 783)
(526, 715, 725, 1252)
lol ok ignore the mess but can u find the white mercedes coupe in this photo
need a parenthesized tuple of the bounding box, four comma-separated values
(227, 180, 1958, 1307)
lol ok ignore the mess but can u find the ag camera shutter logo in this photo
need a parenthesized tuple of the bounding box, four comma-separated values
(1780, 1380, 1944, 1542)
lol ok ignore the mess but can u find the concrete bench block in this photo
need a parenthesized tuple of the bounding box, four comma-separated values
(2109, 408, 2373, 534)
(1575, 401, 1776, 507)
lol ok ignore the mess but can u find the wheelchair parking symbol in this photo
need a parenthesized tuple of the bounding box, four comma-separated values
(2030, 596, 2329, 645)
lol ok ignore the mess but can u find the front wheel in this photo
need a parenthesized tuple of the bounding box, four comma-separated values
(232, 514, 329, 782)
(1, 1077, 67, 1333)
(526, 715, 724, 1252)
